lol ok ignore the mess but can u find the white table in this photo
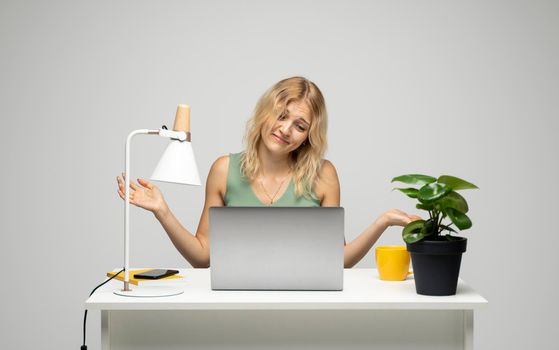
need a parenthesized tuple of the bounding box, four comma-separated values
(85, 268, 487, 350)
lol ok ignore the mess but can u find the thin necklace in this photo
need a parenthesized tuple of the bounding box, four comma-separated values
(259, 171, 291, 205)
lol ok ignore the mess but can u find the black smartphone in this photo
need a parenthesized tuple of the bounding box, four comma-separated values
(134, 269, 179, 280)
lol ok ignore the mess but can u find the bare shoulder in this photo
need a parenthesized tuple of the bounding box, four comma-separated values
(207, 155, 230, 195)
(315, 159, 340, 205)
(211, 155, 230, 174)
(319, 159, 339, 181)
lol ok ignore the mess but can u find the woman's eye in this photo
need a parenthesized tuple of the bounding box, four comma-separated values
(296, 125, 306, 132)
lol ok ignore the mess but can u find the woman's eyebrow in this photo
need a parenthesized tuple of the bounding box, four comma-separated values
(286, 108, 310, 125)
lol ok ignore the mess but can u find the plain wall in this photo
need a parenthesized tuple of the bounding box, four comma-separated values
(1, 0, 558, 349)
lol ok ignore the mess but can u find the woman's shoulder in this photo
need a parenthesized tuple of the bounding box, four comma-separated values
(313, 159, 339, 200)
(212, 151, 244, 169)
(319, 159, 338, 181)
(210, 154, 229, 173)
(207, 154, 231, 195)
(214, 154, 231, 165)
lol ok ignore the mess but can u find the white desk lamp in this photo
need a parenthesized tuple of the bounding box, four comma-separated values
(114, 104, 201, 297)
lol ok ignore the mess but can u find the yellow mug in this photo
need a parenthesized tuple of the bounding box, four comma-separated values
(375, 246, 412, 281)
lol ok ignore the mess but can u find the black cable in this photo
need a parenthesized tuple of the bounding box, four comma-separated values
(82, 268, 125, 350)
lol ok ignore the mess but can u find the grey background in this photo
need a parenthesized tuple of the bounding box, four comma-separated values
(1, 0, 557, 349)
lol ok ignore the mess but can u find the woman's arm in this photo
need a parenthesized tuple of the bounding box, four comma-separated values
(342, 209, 416, 268)
(118, 156, 229, 268)
(153, 205, 209, 268)
(156, 156, 228, 268)
(317, 160, 419, 268)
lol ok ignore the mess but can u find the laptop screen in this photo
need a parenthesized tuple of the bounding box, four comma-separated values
(209, 207, 344, 291)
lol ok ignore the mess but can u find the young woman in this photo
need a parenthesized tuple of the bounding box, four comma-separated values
(117, 76, 420, 268)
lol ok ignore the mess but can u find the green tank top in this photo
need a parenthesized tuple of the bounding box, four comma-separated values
(224, 152, 320, 207)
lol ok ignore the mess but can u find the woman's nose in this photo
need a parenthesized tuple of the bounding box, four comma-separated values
(279, 121, 291, 135)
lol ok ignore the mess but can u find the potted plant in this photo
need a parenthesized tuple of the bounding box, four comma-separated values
(391, 174, 478, 296)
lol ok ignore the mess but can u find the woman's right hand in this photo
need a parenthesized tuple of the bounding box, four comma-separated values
(378, 209, 422, 229)
(117, 174, 167, 215)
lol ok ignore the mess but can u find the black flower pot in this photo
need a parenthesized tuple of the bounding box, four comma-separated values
(406, 237, 467, 296)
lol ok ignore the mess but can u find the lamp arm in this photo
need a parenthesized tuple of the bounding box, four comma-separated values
(123, 128, 191, 291)
(123, 129, 160, 291)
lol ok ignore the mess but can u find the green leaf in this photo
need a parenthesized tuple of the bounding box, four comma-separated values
(440, 191, 469, 213)
(416, 202, 434, 211)
(438, 175, 478, 190)
(402, 220, 428, 244)
(418, 182, 451, 203)
(391, 174, 437, 186)
(393, 187, 419, 198)
(446, 208, 472, 230)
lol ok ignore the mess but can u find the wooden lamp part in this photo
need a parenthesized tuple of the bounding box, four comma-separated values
(173, 104, 190, 133)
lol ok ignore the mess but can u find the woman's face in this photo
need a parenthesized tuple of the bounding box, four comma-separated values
(261, 100, 312, 156)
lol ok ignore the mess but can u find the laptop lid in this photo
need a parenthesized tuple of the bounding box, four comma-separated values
(209, 207, 344, 291)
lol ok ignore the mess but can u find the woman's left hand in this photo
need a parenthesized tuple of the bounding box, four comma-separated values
(378, 209, 422, 229)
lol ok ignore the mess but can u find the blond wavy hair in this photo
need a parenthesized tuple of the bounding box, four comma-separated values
(240, 76, 328, 199)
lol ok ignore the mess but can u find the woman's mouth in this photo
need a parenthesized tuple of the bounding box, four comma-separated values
(272, 134, 289, 145)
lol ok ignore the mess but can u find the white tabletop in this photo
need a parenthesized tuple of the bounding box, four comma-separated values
(85, 268, 487, 311)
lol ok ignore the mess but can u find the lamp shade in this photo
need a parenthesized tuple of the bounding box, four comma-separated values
(150, 140, 201, 186)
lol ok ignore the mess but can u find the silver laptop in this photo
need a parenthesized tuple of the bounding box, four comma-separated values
(209, 207, 344, 291)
